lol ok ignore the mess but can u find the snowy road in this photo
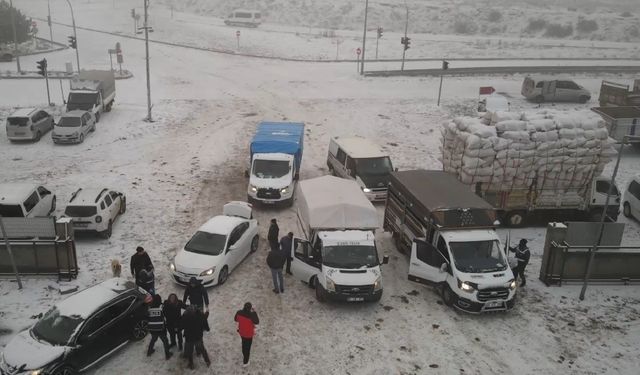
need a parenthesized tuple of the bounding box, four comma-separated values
(1, 1, 640, 375)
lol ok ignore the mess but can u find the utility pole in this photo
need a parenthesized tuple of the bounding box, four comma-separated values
(65, 0, 80, 72)
(375, 27, 383, 60)
(9, 0, 21, 73)
(401, 2, 409, 71)
(47, 0, 53, 43)
(360, 0, 369, 75)
(437, 60, 449, 106)
(0, 216, 23, 290)
(143, 0, 153, 122)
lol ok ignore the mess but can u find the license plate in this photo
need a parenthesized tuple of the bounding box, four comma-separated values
(262, 200, 275, 204)
(73, 223, 88, 227)
(347, 297, 364, 302)
(485, 300, 503, 308)
(179, 277, 190, 282)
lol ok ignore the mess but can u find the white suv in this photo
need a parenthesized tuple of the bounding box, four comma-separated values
(63, 188, 126, 238)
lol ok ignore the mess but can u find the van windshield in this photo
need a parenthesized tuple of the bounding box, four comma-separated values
(323, 245, 379, 269)
(58, 117, 82, 127)
(68, 93, 97, 104)
(356, 157, 393, 177)
(252, 159, 291, 179)
(7, 117, 28, 126)
(449, 240, 507, 273)
(0, 204, 24, 217)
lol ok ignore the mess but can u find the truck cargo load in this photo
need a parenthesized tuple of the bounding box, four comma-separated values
(67, 70, 116, 120)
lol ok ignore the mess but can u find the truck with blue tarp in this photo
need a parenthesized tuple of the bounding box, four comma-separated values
(247, 121, 305, 206)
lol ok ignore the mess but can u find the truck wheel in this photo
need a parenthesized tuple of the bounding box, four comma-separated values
(504, 211, 526, 228)
(579, 96, 589, 104)
(95, 112, 100, 123)
(315, 281, 325, 302)
(623, 202, 632, 218)
(440, 284, 455, 307)
(106, 102, 113, 112)
(535, 95, 544, 104)
(34, 131, 41, 141)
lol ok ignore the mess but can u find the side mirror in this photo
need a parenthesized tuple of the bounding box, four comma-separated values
(381, 255, 389, 265)
(439, 263, 449, 273)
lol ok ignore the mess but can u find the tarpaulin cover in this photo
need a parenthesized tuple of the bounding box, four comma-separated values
(250, 122, 305, 173)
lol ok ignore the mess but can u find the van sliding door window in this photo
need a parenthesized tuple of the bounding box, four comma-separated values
(345, 157, 356, 177)
(336, 148, 346, 164)
(23, 192, 40, 213)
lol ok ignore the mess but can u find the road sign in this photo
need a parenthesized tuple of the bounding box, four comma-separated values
(356, 48, 361, 55)
(236, 30, 240, 37)
(116, 42, 122, 53)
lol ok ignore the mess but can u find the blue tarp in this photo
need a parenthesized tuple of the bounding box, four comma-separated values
(250, 122, 305, 174)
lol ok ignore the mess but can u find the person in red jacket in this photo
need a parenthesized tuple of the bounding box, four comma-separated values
(234, 302, 260, 367)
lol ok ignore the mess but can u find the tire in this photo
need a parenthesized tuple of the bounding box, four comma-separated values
(623, 202, 631, 218)
(95, 112, 100, 123)
(79, 133, 84, 143)
(52, 365, 77, 375)
(315, 281, 325, 302)
(579, 96, 589, 104)
(34, 131, 41, 141)
(308, 276, 316, 289)
(535, 95, 545, 104)
(218, 266, 229, 285)
(504, 211, 526, 228)
(131, 319, 148, 341)
(441, 284, 455, 307)
(101, 221, 113, 239)
(250, 235, 259, 253)
(49, 196, 57, 215)
(119, 196, 127, 214)
(90, 124, 96, 132)
(106, 102, 113, 112)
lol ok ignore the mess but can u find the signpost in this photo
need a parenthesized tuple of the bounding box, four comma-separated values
(108, 48, 116, 72)
(236, 30, 240, 49)
(356, 48, 361, 73)
(116, 42, 123, 74)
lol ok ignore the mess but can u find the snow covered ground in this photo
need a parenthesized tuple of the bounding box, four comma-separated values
(1, 1, 640, 374)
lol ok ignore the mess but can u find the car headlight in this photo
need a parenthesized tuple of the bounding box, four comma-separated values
(29, 370, 43, 375)
(362, 187, 371, 193)
(457, 278, 476, 293)
(325, 276, 336, 292)
(250, 185, 257, 193)
(200, 267, 215, 277)
(373, 277, 382, 291)
(73, 131, 79, 137)
(509, 279, 517, 290)
(280, 187, 288, 194)
(169, 262, 175, 272)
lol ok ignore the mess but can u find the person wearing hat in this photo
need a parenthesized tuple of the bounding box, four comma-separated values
(509, 239, 531, 286)
(130, 246, 154, 289)
(267, 218, 279, 252)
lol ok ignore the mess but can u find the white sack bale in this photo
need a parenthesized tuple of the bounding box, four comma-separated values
(495, 120, 527, 132)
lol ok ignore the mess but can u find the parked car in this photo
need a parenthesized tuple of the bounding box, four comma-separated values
(63, 188, 126, 238)
(5, 107, 54, 142)
(52, 110, 95, 144)
(0, 278, 151, 375)
(170, 201, 259, 287)
(224, 9, 262, 27)
(521, 77, 591, 103)
(0, 49, 13, 62)
(623, 175, 640, 220)
(0, 183, 56, 217)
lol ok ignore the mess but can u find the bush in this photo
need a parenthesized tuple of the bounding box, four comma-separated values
(0, 1, 31, 44)
(628, 26, 639, 38)
(576, 18, 598, 33)
(620, 11, 633, 18)
(526, 18, 547, 32)
(544, 23, 573, 38)
(487, 10, 502, 23)
(453, 19, 478, 35)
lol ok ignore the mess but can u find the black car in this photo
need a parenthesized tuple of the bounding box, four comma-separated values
(0, 279, 151, 375)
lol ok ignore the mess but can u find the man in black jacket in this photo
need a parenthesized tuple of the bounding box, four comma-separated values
(130, 246, 153, 288)
(510, 239, 531, 287)
(279, 232, 294, 275)
(267, 218, 279, 252)
(267, 247, 286, 294)
(163, 293, 186, 350)
(182, 306, 211, 369)
(183, 277, 209, 311)
(147, 294, 172, 359)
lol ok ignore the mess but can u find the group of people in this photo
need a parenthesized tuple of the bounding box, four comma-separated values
(130, 248, 260, 368)
(267, 218, 294, 294)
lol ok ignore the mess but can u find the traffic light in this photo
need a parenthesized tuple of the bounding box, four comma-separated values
(401, 36, 411, 50)
(36, 58, 47, 76)
(442, 60, 449, 70)
(68, 36, 77, 49)
(377, 27, 383, 38)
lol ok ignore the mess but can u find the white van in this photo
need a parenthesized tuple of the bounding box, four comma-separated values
(623, 175, 640, 221)
(327, 137, 394, 202)
(6, 108, 54, 142)
(224, 9, 262, 28)
(521, 77, 591, 104)
(0, 184, 56, 218)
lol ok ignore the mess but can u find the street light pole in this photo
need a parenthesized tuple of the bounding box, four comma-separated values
(144, 0, 152, 121)
(9, 0, 21, 73)
(47, 0, 53, 43)
(401, 1, 409, 71)
(360, 0, 369, 75)
(65, 0, 80, 72)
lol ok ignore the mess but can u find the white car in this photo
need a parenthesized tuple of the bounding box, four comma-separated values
(170, 201, 259, 287)
(623, 175, 640, 220)
(63, 188, 126, 238)
(52, 110, 95, 144)
(0, 184, 56, 218)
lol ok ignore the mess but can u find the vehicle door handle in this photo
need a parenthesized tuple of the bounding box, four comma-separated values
(411, 263, 420, 266)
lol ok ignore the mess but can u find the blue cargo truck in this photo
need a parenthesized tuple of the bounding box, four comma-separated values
(247, 121, 305, 206)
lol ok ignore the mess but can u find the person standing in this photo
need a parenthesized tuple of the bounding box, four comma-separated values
(130, 246, 153, 288)
(510, 239, 531, 287)
(163, 293, 186, 351)
(267, 246, 286, 294)
(267, 218, 279, 252)
(279, 232, 294, 275)
(182, 306, 211, 369)
(138, 264, 155, 295)
(147, 294, 173, 359)
(183, 277, 210, 311)
(234, 302, 260, 368)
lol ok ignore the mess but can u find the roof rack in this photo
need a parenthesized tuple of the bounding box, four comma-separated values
(95, 188, 109, 203)
(69, 188, 82, 203)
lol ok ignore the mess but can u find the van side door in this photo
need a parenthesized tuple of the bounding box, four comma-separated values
(331, 147, 347, 177)
(22, 191, 41, 217)
(408, 238, 448, 286)
(290, 238, 320, 284)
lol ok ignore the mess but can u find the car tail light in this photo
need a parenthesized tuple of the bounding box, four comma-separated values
(95, 215, 102, 223)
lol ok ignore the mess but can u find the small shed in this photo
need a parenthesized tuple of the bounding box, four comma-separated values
(591, 106, 640, 143)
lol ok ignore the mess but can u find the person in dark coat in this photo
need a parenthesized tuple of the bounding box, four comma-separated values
(147, 294, 172, 359)
(182, 277, 210, 310)
(267, 246, 286, 293)
(130, 246, 153, 288)
(267, 218, 279, 252)
(163, 293, 186, 350)
(138, 264, 155, 295)
(182, 306, 211, 369)
(234, 302, 260, 367)
(279, 232, 294, 275)
(510, 239, 531, 286)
